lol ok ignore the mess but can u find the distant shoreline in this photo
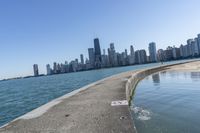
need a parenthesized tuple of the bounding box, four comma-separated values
(1, 58, 198, 82)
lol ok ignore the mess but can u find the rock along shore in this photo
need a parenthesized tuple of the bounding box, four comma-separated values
(0, 60, 199, 133)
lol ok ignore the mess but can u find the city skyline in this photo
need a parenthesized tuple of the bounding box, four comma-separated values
(38, 33, 200, 77)
(1, 0, 200, 79)
(2, 32, 200, 80)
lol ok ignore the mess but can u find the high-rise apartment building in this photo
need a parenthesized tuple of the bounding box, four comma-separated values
(46, 64, 52, 75)
(33, 64, 39, 76)
(88, 48, 95, 67)
(101, 49, 109, 67)
(179, 44, 184, 58)
(148, 42, 157, 62)
(197, 34, 200, 53)
(157, 49, 165, 61)
(80, 54, 84, 64)
(193, 38, 199, 56)
(187, 39, 193, 57)
(140, 49, 147, 64)
(172, 46, 181, 59)
(108, 43, 118, 67)
(135, 50, 147, 64)
(129, 45, 135, 64)
(165, 46, 173, 60)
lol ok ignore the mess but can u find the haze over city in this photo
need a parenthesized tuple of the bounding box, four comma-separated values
(1, 0, 200, 79)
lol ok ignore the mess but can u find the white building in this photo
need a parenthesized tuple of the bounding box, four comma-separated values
(46, 64, 52, 75)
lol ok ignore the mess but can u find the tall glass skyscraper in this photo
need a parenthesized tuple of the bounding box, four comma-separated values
(94, 38, 102, 68)
(148, 42, 157, 62)
(80, 54, 84, 64)
(88, 48, 95, 67)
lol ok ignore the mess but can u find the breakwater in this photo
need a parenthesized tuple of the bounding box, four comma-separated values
(131, 61, 200, 133)
(125, 61, 195, 104)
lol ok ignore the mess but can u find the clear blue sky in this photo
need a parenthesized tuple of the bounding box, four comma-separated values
(1, 0, 200, 79)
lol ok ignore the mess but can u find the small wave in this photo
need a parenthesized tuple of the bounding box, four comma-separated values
(131, 106, 152, 121)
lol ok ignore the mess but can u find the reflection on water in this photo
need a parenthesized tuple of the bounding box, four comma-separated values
(191, 72, 200, 81)
(131, 71, 200, 133)
(152, 73, 160, 84)
(152, 71, 200, 84)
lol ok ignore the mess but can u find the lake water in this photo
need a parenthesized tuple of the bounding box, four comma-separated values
(0, 59, 197, 127)
(131, 71, 200, 133)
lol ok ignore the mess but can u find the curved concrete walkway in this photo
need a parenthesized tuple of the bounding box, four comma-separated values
(0, 71, 138, 133)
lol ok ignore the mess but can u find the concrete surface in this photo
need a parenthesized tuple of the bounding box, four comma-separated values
(0, 71, 138, 133)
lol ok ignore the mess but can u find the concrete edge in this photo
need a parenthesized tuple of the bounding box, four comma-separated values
(125, 60, 198, 105)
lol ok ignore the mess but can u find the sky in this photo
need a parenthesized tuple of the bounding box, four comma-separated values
(1, 0, 200, 79)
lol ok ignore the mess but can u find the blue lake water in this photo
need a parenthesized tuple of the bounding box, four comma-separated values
(0, 59, 197, 127)
(131, 71, 200, 133)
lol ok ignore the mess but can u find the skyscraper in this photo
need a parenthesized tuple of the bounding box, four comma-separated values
(103, 49, 106, 55)
(53, 62, 57, 74)
(179, 44, 184, 58)
(193, 38, 199, 56)
(140, 49, 147, 64)
(172, 46, 181, 59)
(135, 50, 147, 64)
(165, 46, 173, 60)
(80, 54, 84, 64)
(148, 42, 157, 62)
(88, 48, 95, 67)
(157, 49, 165, 61)
(197, 34, 200, 54)
(108, 43, 118, 67)
(124, 49, 129, 65)
(94, 38, 102, 68)
(33, 64, 39, 76)
(130, 45, 134, 56)
(187, 39, 193, 57)
(46, 64, 52, 75)
(124, 49, 127, 57)
(129, 45, 135, 64)
(101, 49, 109, 67)
(172, 46, 177, 59)
(135, 50, 140, 64)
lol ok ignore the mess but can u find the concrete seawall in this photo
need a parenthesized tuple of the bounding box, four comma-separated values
(125, 65, 169, 104)
(125, 60, 199, 104)
(0, 60, 199, 133)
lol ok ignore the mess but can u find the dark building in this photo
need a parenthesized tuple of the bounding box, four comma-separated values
(135, 50, 147, 64)
(140, 49, 147, 64)
(53, 62, 58, 74)
(88, 48, 95, 67)
(80, 54, 84, 64)
(33, 64, 39, 76)
(94, 38, 102, 68)
(164, 46, 173, 61)
(135, 50, 140, 64)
